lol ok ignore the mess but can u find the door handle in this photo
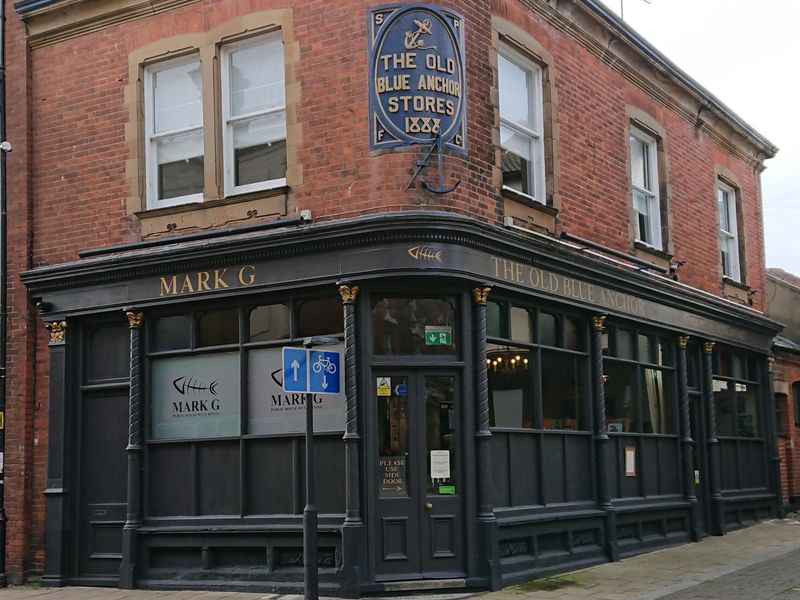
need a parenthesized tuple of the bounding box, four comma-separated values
(424, 502, 433, 510)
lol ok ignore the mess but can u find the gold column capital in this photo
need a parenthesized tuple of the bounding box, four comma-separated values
(471, 287, 492, 304)
(45, 321, 67, 345)
(678, 336, 690, 349)
(703, 341, 716, 354)
(768, 356, 775, 373)
(126, 311, 144, 328)
(338, 284, 360, 303)
(592, 315, 607, 330)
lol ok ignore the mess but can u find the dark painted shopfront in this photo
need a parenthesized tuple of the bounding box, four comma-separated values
(22, 213, 782, 594)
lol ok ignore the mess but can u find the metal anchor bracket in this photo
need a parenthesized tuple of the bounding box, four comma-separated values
(405, 134, 461, 194)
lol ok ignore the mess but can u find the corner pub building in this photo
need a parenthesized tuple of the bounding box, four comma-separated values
(4, 0, 784, 595)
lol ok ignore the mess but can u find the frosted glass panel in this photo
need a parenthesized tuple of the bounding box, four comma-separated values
(498, 54, 530, 127)
(230, 39, 285, 116)
(630, 136, 646, 188)
(232, 113, 286, 148)
(500, 125, 532, 161)
(156, 129, 203, 164)
(153, 60, 202, 133)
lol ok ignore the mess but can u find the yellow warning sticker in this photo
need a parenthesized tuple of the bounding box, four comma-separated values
(377, 377, 392, 397)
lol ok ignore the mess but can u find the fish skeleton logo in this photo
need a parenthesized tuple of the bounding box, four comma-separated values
(408, 246, 443, 262)
(172, 376, 218, 396)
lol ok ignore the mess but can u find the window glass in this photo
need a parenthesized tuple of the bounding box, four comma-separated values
(605, 362, 638, 433)
(641, 368, 673, 434)
(86, 323, 130, 381)
(486, 300, 504, 338)
(629, 127, 661, 247)
(498, 54, 531, 127)
(718, 183, 741, 281)
(148, 59, 204, 203)
(731, 353, 744, 380)
(657, 337, 674, 367)
(249, 303, 290, 342)
(488, 344, 533, 428)
(498, 49, 544, 202)
(510, 306, 532, 343)
(223, 35, 286, 193)
(615, 329, 635, 360)
(154, 314, 191, 351)
(776, 394, 788, 436)
(564, 317, 584, 351)
(151, 352, 241, 439)
(156, 131, 204, 200)
(687, 345, 700, 389)
(371, 297, 456, 356)
(540, 312, 558, 347)
(198, 309, 239, 347)
(713, 379, 734, 436)
(297, 297, 343, 338)
(638, 334, 652, 363)
(153, 60, 203, 132)
(794, 382, 800, 426)
(735, 383, 758, 438)
(542, 351, 585, 430)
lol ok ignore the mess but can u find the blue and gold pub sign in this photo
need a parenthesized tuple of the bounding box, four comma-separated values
(368, 4, 466, 152)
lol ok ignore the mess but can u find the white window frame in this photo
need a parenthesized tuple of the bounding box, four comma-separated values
(629, 126, 662, 248)
(498, 46, 546, 204)
(718, 181, 741, 282)
(220, 32, 287, 198)
(144, 54, 204, 210)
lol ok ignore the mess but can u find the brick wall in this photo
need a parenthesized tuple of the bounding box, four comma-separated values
(775, 353, 800, 507)
(3, 0, 772, 582)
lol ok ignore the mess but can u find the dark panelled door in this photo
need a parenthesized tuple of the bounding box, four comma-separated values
(372, 372, 465, 580)
(75, 323, 130, 581)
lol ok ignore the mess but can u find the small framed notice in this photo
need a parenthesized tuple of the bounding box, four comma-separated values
(430, 450, 451, 480)
(624, 446, 636, 477)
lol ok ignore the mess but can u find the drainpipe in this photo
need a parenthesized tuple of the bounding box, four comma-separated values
(0, 0, 8, 586)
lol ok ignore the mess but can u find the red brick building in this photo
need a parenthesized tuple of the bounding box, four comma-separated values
(1, 0, 784, 594)
(766, 269, 800, 510)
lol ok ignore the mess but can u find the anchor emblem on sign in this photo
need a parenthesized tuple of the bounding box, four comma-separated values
(404, 18, 438, 51)
(406, 133, 461, 195)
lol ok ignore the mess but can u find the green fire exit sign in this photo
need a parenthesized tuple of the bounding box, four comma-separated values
(425, 326, 452, 346)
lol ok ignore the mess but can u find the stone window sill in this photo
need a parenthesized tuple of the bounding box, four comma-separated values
(135, 187, 289, 238)
(501, 187, 558, 234)
(633, 240, 672, 269)
(722, 276, 750, 305)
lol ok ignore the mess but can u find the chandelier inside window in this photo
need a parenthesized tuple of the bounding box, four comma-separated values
(487, 347, 530, 373)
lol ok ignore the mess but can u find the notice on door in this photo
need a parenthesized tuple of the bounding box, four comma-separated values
(379, 456, 407, 497)
(430, 450, 451, 480)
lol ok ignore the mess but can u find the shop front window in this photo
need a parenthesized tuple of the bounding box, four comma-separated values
(712, 348, 760, 438)
(371, 297, 457, 356)
(603, 325, 676, 435)
(487, 301, 588, 431)
(146, 294, 345, 519)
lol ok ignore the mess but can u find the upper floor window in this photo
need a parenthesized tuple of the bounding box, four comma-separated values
(144, 33, 286, 209)
(145, 56, 204, 208)
(718, 181, 741, 282)
(221, 35, 286, 197)
(498, 48, 545, 203)
(629, 126, 662, 248)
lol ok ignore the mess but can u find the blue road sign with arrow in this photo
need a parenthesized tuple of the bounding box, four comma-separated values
(282, 347, 308, 392)
(309, 350, 340, 394)
(282, 347, 341, 395)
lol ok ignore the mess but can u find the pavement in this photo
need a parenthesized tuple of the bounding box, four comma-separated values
(0, 518, 798, 599)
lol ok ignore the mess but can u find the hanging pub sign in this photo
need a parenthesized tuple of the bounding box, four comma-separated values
(368, 4, 466, 152)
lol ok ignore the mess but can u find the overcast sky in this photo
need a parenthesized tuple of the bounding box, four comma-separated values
(597, 0, 799, 275)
